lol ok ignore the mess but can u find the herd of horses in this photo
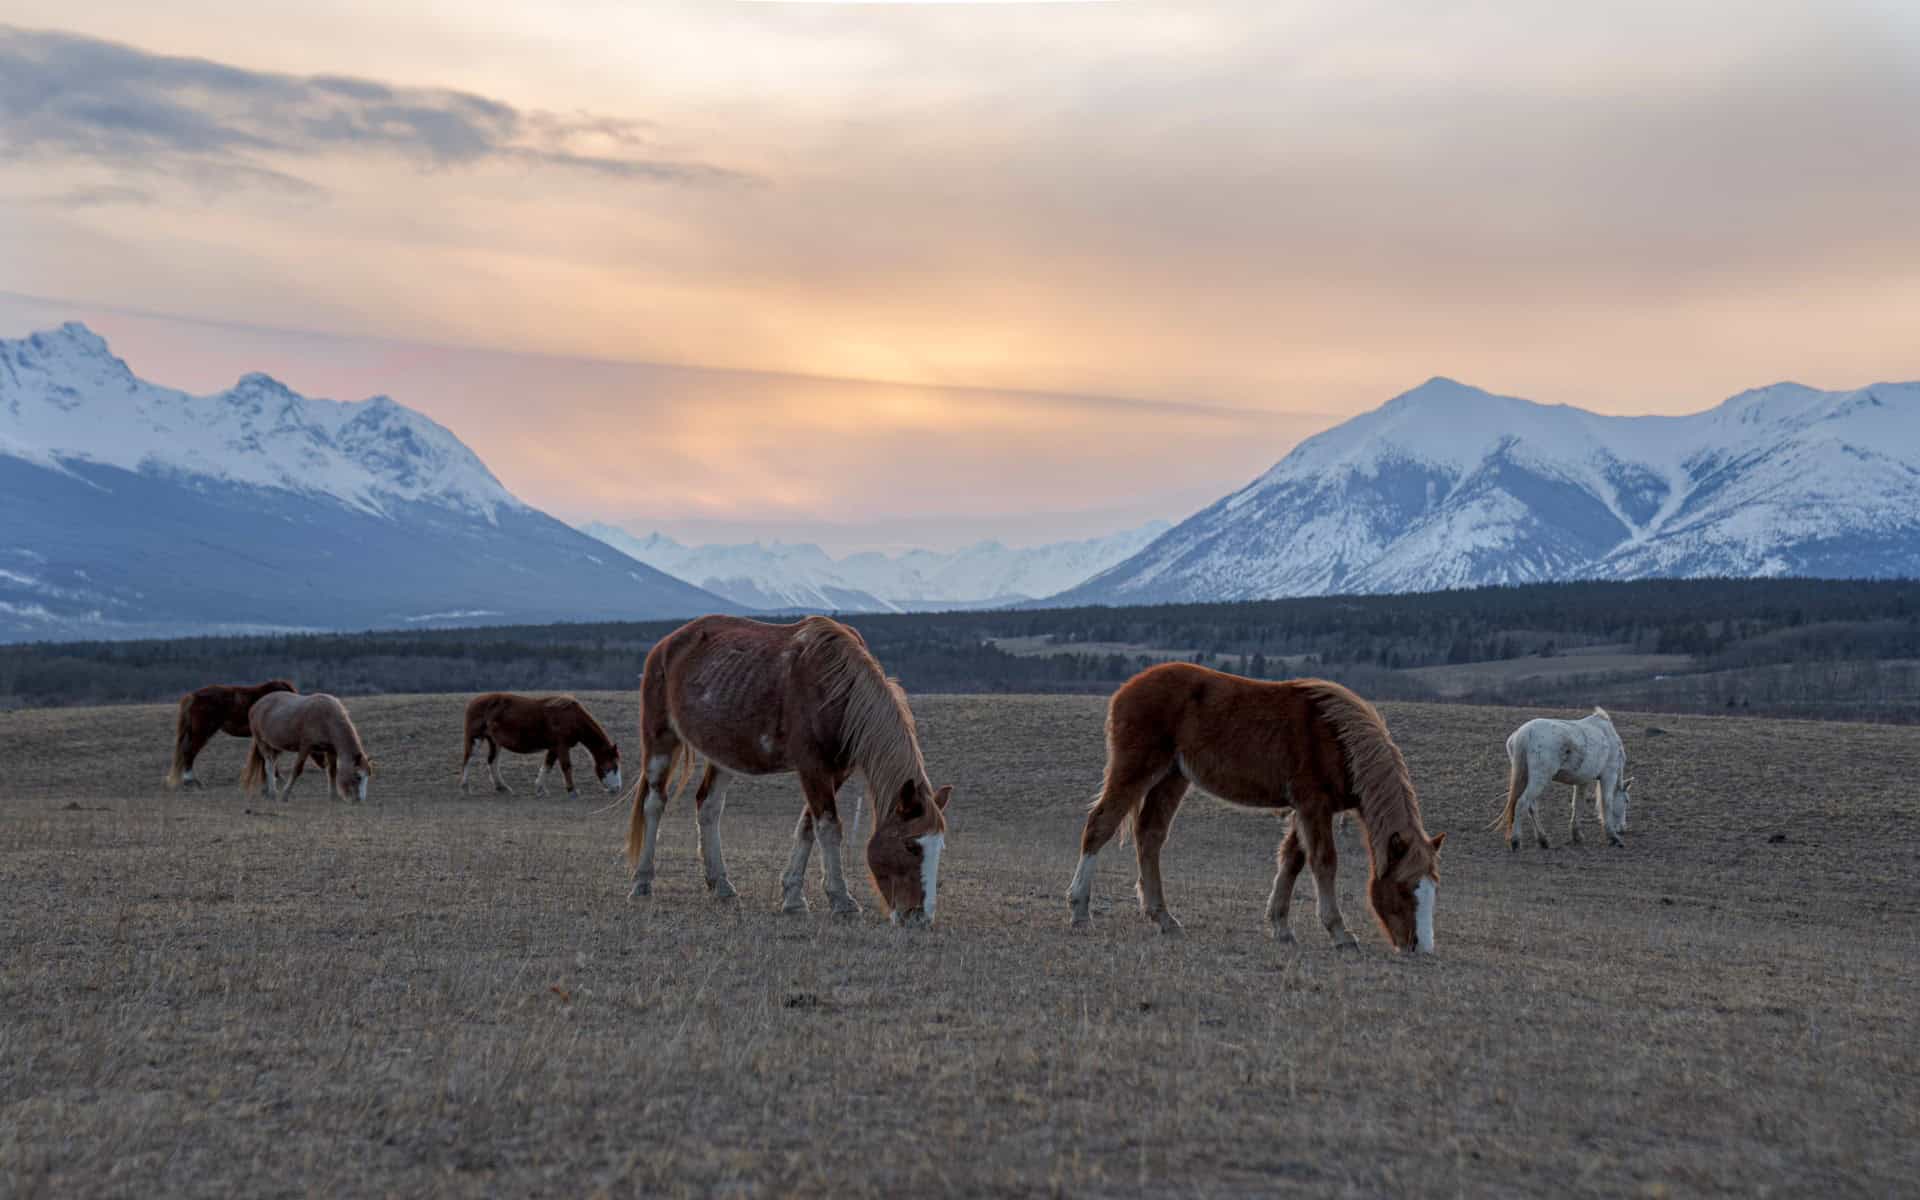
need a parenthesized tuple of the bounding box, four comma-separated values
(162, 613, 1634, 950)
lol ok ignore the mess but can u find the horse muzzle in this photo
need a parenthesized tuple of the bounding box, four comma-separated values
(603, 770, 624, 795)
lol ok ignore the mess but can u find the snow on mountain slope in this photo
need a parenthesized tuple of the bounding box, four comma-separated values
(582, 520, 1172, 612)
(580, 525, 897, 612)
(1, 323, 518, 520)
(1051, 377, 1920, 605)
(0, 323, 736, 640)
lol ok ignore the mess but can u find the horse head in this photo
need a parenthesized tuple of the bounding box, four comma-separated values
(1369, 830, 1446, 953)
(1610, 775, 1634, 842)
(337, 752, 373, 803)
(592, 741, 623, 795)
(867, 778, 952, 927)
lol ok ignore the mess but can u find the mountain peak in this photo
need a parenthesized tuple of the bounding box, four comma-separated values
(1387, 377, 1492, 407)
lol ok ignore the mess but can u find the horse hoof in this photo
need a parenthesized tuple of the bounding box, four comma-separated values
(567, 790, 580, 801)
(830, 905, 861, 919)
(1069, 916, 1092, 931)
(781, 900, 809, 915)
(1609, 836, 1625, 848)
(1508, 839, 1519, 852)
(709, 880, 738, 899)
(1157, 918, 1185, 937)
(1270, 926, 1296, 945)
(628, 881, 651, 898)
(1332, 934, 1359, 951)
(1537, 836, 1551, 850)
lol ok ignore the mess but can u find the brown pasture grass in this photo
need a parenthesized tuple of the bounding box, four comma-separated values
(2, 692, 1918, 1197)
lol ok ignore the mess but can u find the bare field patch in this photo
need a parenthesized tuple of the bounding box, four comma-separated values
(2, 693, 1917, 1197)
(1405, 652, 1692, 697)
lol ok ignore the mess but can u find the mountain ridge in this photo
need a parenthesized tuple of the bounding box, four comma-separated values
(1051, 376, 1920, 605)
(0, 322, 736, 641)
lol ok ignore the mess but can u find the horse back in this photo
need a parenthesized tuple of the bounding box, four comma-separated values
(644, 614, 843, 775)
(1111, 662, 1349, 809)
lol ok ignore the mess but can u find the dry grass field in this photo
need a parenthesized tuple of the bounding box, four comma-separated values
(3, 691, 1918, 1197)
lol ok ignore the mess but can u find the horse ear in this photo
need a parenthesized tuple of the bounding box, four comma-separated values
(1382, 830, 1409, 875)
(933, 785, 951, 811)
(1429, 831, 1447, 854)
(894, 779, 923, 821)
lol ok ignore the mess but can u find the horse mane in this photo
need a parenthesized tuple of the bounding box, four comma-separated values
(793, 616, 925, 801)
(550, 695, 613, 753)
(1297, 679, 1429, 880)
(320, 695, 371, 766)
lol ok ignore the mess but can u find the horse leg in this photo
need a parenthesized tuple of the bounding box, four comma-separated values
(1528, 779, 1553, 850)
(1133, 773, 1189, 935)
(284, 751, 317, 803)
(487, 739, 512, 795)
(1265, 814, 1309, 944)
(1068, 757, 1168, 928)
(628, 733, 680, 898)
(1510, 763, 1548, 851)
(178, 722, 211, 789)
(459, 733, 478, 793)
(1568, 784, 1583, 844)
(693, 765, 737, 898)
(534, 749, 556, 798)
(780, 807, 816, 914)
(802, 771, 860, 916)
(558, 748, 579, 801)
(1298, 809, 1358, 949)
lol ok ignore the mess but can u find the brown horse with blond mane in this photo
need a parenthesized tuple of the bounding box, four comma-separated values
(165, 679, 310, 789)
(460, 693, 622, 799)
(242, 692, 375, 804)
(626, 614, 953, 925)
(1067, 662, 1446, 953)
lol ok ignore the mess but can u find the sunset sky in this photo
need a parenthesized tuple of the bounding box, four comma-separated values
(3, 2, 1917, 552)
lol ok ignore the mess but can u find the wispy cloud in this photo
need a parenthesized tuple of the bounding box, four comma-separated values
(0, 25, 750, 197)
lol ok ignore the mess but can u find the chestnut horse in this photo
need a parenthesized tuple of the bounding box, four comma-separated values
(242, 692, 375, 803)
(164, 679, 308, 788)
(1067, 663, 1446, 953)
(460, 693, 622, 799)
(626, 615, 953, 925)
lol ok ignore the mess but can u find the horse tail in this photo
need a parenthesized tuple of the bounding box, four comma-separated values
(241, 736, 267, 799)
(164, 693, 194, 788)
(626, 741, 691, 866)
(1495, 747, 1528, 835)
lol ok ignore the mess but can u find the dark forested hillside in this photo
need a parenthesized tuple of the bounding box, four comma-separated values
(4, 578, 1917, 721)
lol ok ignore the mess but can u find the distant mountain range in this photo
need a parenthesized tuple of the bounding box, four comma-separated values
(0, 323, 735, 641)
(580, 521, 1170, 612)
(1052, 376, 1920, 605)
(8, 320, 1914, 642)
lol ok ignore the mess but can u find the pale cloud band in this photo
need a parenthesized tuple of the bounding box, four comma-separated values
(0, 25, 750, 200)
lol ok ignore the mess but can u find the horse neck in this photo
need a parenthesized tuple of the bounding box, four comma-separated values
(820, 650, 927, 803)
(572, 708, 611, 754)
(1350, 764, 1428, 876)
(327, 708, 367, 763)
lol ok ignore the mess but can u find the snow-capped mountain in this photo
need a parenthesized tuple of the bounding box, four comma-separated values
(0, 323, 735, 640)
(582, 520, 1172, 612)
(1050, 376, 1920, 605)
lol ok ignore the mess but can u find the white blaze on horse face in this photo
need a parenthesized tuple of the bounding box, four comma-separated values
(355, 772, 368, 803)
(605, 766, 623, 794)
(1413, 878, 1436, 953)
(917, 833, 945, 919)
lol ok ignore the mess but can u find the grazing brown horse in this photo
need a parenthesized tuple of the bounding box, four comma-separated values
(165, 679, 306, 788)
(242, 692, 375, 804)
(626, 615, 953, 925)
(1067, 662, 1446, 953)
(460, 693, 622, 799)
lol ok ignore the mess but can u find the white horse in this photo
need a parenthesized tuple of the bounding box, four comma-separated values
(1498, 708, 1633, 850)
